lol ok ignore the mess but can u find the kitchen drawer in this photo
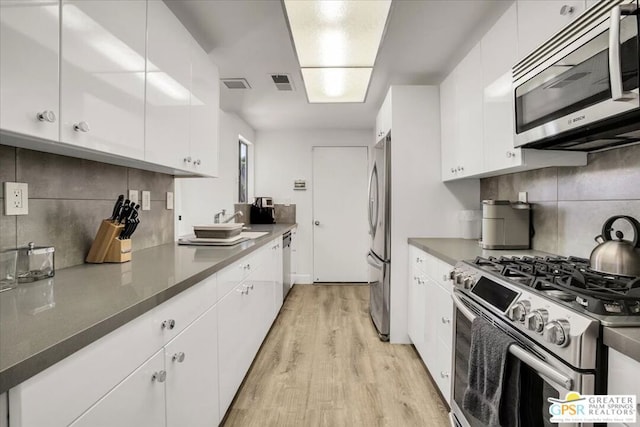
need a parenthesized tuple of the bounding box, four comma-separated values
(434, 259, 454, 292)
(150, 273, 217, 345)
(9, 275, 217, 427)
(432, 337, 453, 404)
(433, 283, 454, 348)
(409, 246, 434, 275)
(217, 245, 268, 299)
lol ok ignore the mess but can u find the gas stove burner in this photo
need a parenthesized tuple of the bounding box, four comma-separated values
(471, 255, 640, 316)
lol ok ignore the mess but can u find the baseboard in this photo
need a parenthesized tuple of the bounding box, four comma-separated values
(292, 274, 311, 284)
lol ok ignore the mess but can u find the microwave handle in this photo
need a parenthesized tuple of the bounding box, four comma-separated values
(609, 5, 624, 101)
(451, 292, 573, 390)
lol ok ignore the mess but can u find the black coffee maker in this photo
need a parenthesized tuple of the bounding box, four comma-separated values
(250, 197, 275, 224)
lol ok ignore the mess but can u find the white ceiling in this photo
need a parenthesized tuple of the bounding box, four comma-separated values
(165, 0, 512, 131)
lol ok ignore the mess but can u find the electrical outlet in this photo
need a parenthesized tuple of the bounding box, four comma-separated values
(166, 192, 174, 210)
(142, 191, 151, 211)
(519, 191, 528, 203)
(4, 182, 28, 215)
(128, 190, 139, 206)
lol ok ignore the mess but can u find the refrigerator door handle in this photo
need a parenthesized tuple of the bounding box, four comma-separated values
(367, 164, 379, 239)
(367, 251, 385, 269)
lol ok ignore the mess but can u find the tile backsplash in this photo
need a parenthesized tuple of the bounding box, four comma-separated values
(0, 144, 174, 269)
(480, 144, 640, 258)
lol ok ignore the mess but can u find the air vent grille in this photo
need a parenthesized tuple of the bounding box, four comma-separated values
(221, 78, 251, 89)
(271, 74, 294, 91)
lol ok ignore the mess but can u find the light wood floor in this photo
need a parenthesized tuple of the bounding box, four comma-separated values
(222, 284, 450, 427)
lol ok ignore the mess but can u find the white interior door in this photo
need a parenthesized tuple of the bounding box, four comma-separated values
(312, 146, 369, 282)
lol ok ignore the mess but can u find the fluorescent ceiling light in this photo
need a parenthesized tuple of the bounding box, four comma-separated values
(284, 0, 391, 103)
(284, 0, 392, 67)
(301, 68, 372, 103)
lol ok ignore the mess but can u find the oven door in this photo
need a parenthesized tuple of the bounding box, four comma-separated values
(514, 2, 639, 148)
(450, 291, 596, 427)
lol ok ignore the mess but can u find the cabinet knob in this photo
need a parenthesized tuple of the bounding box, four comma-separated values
(246, 283, 254, 290)
(506, 151, 517, 158)
(441, 317, 451, 324)
(560, 5, 575, 15)
(450, 168, 456, 173)
(194, 159, 201, 166)
(73, 121, 90, 132)
(37, 110, 56, 123)
(161, 319, 176, 330)
(314, 220, 320, 226)
(151, 370, 167, 382)
(237, 287, 249, 295)
(172, 352, 186, 363)
(183, 156, 192, 163)
(440, 371, 450, 378)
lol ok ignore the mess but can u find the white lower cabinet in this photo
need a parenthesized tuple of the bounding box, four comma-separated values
(608, 348, 640, 427)
(165, 304, 219, 427)
(408, 244, 454, 404)
(69, 350, 166, 427)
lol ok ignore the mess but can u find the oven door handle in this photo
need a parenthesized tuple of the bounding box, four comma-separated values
(451, 292, 574, 390)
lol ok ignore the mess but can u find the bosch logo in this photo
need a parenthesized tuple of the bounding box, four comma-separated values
(568, 115, 586, 125)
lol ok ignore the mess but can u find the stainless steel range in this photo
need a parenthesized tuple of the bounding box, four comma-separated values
(450, 255, 640, 427)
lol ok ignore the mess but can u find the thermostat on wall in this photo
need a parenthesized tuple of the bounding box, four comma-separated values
(294, 180, 306, 191)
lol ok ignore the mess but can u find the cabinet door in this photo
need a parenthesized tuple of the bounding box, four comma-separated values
(217, 281, 255, 415)
(271, 240, 283, 318)
(146, 0, 191, 170)
(440, 72, 458, 181)
(375, 89, 392, 140)
(165, 304, 219, 427)
(59, 0, 146, 160)
(516, 0, 586, 60)
(69, 350, 166, 427)
(482, 3, 522, 173)
(433, 337, 453, 404)
(408, 270, 426, 358)
(189, 38, 219, 177)
(455, 43, 484, 177)
(0, 0, 59, 140)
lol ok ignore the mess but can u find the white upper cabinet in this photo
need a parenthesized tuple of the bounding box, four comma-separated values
(516, 0, 586, 60)
(189, 39, 219, 177)
(145, 0, 192, 171)
(0, 0, 60, 141)
(375, 90, 392, 141)
(59, 0, 146, 160)
(440, 73, 458, 181)
(482, 3, 522, 172)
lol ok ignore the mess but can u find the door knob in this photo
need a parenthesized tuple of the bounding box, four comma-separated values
(314, 221, 320, 226)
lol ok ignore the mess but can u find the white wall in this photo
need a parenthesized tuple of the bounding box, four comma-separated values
(175, 110, 255, 237)
(254, 129, 372, 283)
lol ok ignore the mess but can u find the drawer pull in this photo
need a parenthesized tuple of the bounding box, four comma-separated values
(441, 317, 451, 324)
(172, 352, 186, 363)
(151, 370, 167, 382)
(161, 319, 176, 330)
(237, 287, 249, 295)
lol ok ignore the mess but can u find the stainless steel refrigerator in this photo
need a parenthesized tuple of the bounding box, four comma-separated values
(366, 133, 390, 341)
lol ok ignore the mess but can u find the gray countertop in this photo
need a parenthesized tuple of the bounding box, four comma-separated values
(0, 224, 296, 394)
(408, 237, 640, 364)
(407, 237, 552, 265)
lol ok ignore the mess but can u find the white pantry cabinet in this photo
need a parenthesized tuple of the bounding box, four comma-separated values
(69, 350, 166, 427)
(607, 348, 640, 427)
(516, 0, 586, 60)
(59, 0, 146, 160)
(0, 0, 60, 141)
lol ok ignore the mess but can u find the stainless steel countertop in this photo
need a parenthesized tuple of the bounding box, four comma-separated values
(407, 237, 552, 266)
(0, 224, 296, 394)
(408, 237, 640, 363)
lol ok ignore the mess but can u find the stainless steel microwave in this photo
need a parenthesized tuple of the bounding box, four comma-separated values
(513, 0, 639, 151)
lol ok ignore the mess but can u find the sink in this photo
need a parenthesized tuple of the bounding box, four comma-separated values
(178, 231, 269, 246)
(239, 231, 269, 239)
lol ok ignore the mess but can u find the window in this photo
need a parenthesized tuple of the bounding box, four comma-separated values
(238, 140, 248, 203)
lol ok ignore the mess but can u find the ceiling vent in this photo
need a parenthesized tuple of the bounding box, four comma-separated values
(221, 78, 251, 89)
(271, 74, 294, 91)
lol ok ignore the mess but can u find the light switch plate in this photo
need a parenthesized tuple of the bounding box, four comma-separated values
(166, 192, 174, 210)
(128, 190, 139, 206)
(518, 191, 528, 203)
(4, 182, 28, 215)
(142, 191, 151, 211)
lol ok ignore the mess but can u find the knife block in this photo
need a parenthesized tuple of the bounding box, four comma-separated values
(86, 220, 124, 264)
(104, 238, 132, 263)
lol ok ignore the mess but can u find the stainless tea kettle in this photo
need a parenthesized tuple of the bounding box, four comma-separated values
(590, 215, 640, 277)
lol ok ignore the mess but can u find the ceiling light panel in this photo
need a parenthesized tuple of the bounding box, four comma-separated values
(301, 68, 372, 103)
(284, 0, 391, 67)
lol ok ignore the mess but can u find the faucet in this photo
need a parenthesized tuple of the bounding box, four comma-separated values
(223, 211, 244, 223)
(214, 209, 226, 223)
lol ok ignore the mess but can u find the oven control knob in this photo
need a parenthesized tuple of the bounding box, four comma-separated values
(455, 273, 465, 285)
(508, 300, 531, 323)
(463, 276, 476, 289)
(525, 309, 548, 333)
(544, 319, 570, 347)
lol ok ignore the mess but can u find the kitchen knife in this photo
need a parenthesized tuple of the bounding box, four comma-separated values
(127, 219, 140, 238)
(122, 218, 139, 239)
(110, 195, 125, 222)
(118, 200, 132, 224)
